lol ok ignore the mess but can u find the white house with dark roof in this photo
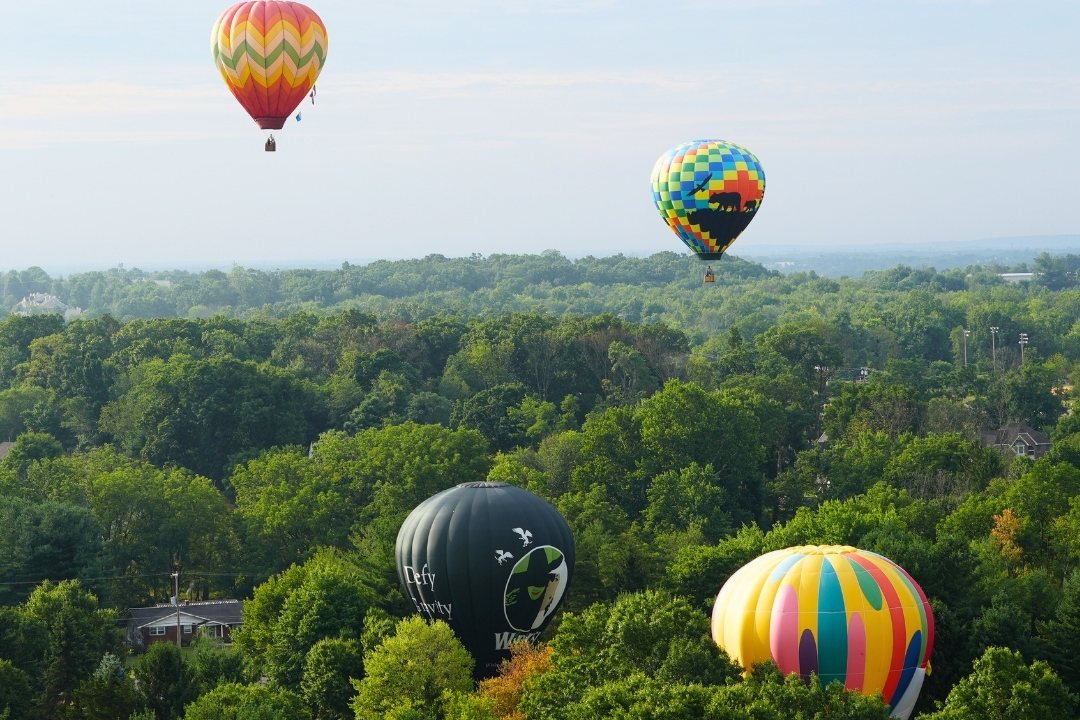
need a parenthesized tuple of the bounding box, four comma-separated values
(124, 599, 244, 649)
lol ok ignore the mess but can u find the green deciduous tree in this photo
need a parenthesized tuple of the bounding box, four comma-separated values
(100, 354, 324, 480)
(182, 682, 311, 720)
(19, 580, 122, 718)
(1035, 568, 1080, 695)
(520, 590, 739, 717)
(236, 549, 379, 688)
(644, 463, 732, 542)
(711, 664, 892, 720)
(69, 652, 141, 720)
(0, 658, 32, 720)
(920, 646, 1077, 720)
(187, 637, 245, 697)
(883, 432, 1002, 501)
(0, 385, 50, 442)
(0, 497, 103, 605)
(351, 617, 474, 720)
(132, 642, 197, 720)
(301, 637, 364, 720)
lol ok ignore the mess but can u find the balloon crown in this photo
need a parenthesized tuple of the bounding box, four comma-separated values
(783, 544, 859, 555)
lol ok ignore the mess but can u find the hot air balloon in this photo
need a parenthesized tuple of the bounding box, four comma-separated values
(395, 482, 575, 677)
(711, 545, 933, 720)
(651, 139, 765, 279)
(211, 0, 328, 150)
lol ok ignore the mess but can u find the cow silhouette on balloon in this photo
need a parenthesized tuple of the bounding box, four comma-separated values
(685, 190, 759, 252)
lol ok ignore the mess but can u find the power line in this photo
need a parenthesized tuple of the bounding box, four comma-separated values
(0, 572, 173, 587)
(0, 569, 276, 587)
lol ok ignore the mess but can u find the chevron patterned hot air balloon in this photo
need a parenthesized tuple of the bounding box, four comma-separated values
(711, 545, 934, 720)
(211, 1, 328, 135)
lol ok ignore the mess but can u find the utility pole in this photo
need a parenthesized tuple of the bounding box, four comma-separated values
(171, 571, 181, 648)
(963, 329, 970, 366)
(990, 326, 999, 374)
(1019, 333, 1029, 363)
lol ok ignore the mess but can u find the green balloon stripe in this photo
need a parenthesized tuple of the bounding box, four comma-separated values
(216, 39, 326, 72)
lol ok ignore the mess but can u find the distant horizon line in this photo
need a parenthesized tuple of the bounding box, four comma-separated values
(3, 233, 1078, 277)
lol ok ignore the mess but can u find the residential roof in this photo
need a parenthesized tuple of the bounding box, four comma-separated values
(127, 599, 243, 628)
(12, 292, 69, 315)
(980, 422, 1051, 450)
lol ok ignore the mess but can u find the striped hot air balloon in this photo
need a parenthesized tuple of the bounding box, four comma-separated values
(711, 545, 934, 720)
(211, 1, 328, 131)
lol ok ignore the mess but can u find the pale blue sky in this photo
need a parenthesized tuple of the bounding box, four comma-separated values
(0, 0, 1077, 273)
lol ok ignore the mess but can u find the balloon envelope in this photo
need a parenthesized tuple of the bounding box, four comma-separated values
(395, 482, 575, 677)
(651, 139, 765, 259)
(211, 0, 328, 130)
(711, 545, 934, 720)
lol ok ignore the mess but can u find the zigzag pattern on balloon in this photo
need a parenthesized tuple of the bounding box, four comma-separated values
(213, 17, 326, 90)
(211, 1, 327, 129)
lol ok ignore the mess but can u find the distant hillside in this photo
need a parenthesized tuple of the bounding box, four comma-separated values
(740, 234, 1080, 277)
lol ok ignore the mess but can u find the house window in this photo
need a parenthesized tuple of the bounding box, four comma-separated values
(183, 625, 193, 634)
(149, 626, 166, 636)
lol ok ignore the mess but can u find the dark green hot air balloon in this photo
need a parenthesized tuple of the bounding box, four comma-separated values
(395, 481, 575, 677)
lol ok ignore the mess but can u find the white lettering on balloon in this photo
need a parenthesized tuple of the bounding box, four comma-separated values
(493, 630, 541, 650)
(413, 598, 453, 620)
(403, 564, 436, 591)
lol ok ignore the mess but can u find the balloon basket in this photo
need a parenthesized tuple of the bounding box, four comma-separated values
(264, 136, 277, 152)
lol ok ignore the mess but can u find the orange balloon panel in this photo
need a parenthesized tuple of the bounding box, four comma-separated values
(211, 1, 328, 129)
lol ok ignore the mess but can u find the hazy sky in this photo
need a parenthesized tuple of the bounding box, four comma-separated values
(1, 0, 1077, 273)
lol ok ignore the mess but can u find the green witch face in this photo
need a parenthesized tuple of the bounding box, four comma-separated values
(504, 546, 569, 632)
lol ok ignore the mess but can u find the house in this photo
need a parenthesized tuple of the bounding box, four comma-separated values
(980, 422, 1052, 459)
(11, 292, 84, 320)
(999, 272, 1035, 284)
(125, 599, 244, 649)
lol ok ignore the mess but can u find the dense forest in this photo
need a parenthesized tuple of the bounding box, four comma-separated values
(1, 250, 1080, 719)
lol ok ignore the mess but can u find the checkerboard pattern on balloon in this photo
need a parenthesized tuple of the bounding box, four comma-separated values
(651, 139, 766, 255)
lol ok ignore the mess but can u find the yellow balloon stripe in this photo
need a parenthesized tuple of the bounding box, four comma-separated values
(213, 12, 326, 91)
(712, 550, 783, 671)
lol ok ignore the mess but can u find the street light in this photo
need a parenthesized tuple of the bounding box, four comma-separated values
(963, 329, 971, 366)
(171, 571, 181, 648)
(990, 326, 999, 374)
(1019, 333, 1029, 362)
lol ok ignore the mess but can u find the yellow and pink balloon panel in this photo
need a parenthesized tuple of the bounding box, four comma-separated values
(211, 0, 328, 130)
(651, 139, 765, 260)
(711, 545, 934, 719)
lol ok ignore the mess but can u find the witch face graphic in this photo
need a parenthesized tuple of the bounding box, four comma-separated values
(504, 546, 569, 632)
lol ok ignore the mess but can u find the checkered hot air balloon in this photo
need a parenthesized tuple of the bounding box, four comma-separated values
(711, 545, 934, 720)
(651, 139, 765, 261)
(211, 1, 328, 131)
